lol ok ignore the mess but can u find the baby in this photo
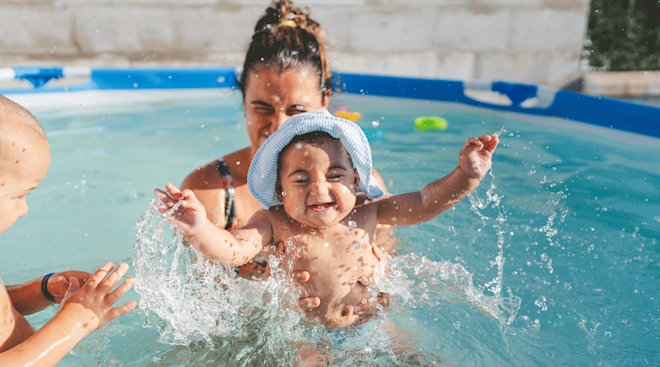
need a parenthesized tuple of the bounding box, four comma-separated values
(0, 93, 135, 365)
(157, 109, 498, 328)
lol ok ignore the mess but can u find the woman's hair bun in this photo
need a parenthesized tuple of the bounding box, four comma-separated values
(255, 0, 323, 40)
(240, 0, 331, 97)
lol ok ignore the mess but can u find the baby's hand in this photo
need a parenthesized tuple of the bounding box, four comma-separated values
(56, 262, 136, 336)
(458, 134, 499, 180)
(47, 271, 92, 303)
(155, 183, 208, 237)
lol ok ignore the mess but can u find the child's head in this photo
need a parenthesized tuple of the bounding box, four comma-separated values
(276, 132, 359, 228)
(0, 94, 50, 234)
(248, 108, 384, 215)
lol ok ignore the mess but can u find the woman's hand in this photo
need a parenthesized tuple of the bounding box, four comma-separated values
(155, 183, 208, 237)
(46, 271, 92, 304)
(293, 245, 391, 312)
(458, 134, 499, 180)
(56, 262, 136, 336)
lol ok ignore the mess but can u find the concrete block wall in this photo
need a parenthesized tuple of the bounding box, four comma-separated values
(0, 0, 590, 86)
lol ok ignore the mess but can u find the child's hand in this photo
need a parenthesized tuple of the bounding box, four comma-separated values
(56, 262, 136, 336)
(155, 183, 208, 237)
(47, 271, 92, 303)
(458, 134, 499, 180)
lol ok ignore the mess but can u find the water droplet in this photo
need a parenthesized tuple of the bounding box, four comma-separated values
(353, 241, 360, 250)
(200, 124, 205, 128)
(324, 242, 329, 247)
(453, 321, 461, 329)
(288, 241, 293, 246)
(372, 120, 379, 127)
(354, 266, 358, 271)
(94, 29, 99, 33)
(361, 299, 367, 304)
(295, 142, 303, 149)
(214, 136, 219, 141)
(348, 220, 357, 228)
(281, 191, 286, 197)
(214, 222, 220, 226)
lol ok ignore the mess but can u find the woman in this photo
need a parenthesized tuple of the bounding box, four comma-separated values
(181, 0, 389, 310)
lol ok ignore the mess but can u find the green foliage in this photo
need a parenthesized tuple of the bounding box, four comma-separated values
(586, 0, 660, 71)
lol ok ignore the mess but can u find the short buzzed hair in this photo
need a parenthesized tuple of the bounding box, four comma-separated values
(0, 93, 47, 144)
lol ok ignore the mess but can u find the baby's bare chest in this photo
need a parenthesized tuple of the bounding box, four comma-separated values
(274, 225, 379, 279)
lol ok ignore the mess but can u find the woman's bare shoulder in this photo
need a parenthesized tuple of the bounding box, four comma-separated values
(181, 161, 224, 191)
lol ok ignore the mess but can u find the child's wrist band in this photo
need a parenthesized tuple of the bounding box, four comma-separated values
(41, 273, 56, 303)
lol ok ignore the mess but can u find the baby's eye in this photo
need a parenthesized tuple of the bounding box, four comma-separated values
(294, 179, 309, 184)
(327, 175, 342, 180)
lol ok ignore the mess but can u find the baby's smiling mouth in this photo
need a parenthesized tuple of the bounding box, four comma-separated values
(308, 202, 336, 212)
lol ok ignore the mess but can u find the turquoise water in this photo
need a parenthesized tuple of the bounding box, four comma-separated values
(2, 90, 659, 366)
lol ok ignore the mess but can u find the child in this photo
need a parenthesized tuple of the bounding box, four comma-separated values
(0, 94, 136, 365)
(157, 109, 498, 328)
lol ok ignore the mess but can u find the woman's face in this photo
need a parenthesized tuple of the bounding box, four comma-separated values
(243, 67, 329, 152)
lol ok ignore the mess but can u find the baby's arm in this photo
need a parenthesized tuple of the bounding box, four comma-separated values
(0, 263, 135, 366)
(156, 183, 273, 268)
(377, 134, 498, 225)
(6, 271, 92, 315)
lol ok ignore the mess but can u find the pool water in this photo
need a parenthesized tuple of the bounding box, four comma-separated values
(2, 89, 659, 366)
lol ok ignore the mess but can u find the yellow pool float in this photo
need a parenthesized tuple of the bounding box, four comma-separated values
(334, 110, 361, 122)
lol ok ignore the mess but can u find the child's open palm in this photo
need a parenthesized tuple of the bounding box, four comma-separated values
(155, 183, 208, 237)
(458, 134, 499, 179)
(57, 262, 136, 335)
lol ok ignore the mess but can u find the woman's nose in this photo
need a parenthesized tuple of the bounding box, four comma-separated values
(269, 112, 289, 135)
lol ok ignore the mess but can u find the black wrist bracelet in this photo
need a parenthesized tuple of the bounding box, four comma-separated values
(41, 273, 56, 303)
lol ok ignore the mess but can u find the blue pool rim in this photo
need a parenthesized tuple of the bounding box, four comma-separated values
(1, 66, 659, 138)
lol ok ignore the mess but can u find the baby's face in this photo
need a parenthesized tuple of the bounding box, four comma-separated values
(278, 141, 357, 228)
(0, 135, 50, 234)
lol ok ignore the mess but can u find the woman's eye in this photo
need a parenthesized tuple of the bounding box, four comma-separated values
(328, 175, 341, 180)
(288, 106, 307, 115)
(255, 107, 273, 114)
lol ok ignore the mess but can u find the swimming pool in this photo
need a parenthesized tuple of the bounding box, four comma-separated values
(1, 69, 659, 366)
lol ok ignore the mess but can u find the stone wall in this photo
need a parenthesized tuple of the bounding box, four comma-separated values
(0, 0, 590, 86)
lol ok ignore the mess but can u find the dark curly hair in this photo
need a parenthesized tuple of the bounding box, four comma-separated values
(239, 0, 331, 100)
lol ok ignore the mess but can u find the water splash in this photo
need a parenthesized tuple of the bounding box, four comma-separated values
(377, 253, 521, 325)
(133, 198, 311, 364)
(133, 197, 519, 364)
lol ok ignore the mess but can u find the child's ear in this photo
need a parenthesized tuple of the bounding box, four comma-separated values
(276, 180, 283, 201)
(353, 169, 360, 189)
